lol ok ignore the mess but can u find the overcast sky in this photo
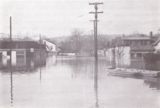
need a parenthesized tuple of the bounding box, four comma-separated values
(0, 0, 160, 37)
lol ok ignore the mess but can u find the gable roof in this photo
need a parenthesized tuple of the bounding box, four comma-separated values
(0, 40, 45, 49)
(153, 37, 160, 46)
(42, 39, 56, 45)
(122, 35, 152, 40)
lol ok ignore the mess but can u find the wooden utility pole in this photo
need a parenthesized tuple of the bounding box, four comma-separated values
(10, 16, 12, 41)
(10, 16, 12, 65)
(89, 2, 103, 68)
(89, 2, 103, 108)
(9, 16, 13, 106)
(10, 16, 12, 64)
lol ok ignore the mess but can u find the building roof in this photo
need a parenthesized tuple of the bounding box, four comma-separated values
(0, 40, 45, 49)
(122, 34, 152, 40)
(42, 39, 56, 45)
(153, 37, 160, 46)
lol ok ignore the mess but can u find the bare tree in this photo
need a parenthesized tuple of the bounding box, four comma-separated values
(71, 29, 83, 55)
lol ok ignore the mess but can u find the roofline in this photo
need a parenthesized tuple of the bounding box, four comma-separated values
(123, 38, 151, 40)
(153, 39, 160, 46)
(0, 39, 36, 42)
(42, 39, 56, 45)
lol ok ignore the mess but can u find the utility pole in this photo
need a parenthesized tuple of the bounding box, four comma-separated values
(10, 16, 12, 41)
(9, 16, 13, 106)
(9, 16, 12, 66)
(89, 2, 103, 68)
(9, 16, 12, 65)
(89, 2, 103, 108)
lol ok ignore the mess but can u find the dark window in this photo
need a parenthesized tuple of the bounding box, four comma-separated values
(131, 53, 135, 59)
(147, 41, 151, 45)
(17, 50, 25, 55)
(137, 53, 142, 58)
(7, 51, 10, 55)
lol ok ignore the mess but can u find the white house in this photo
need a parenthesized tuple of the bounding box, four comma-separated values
(106, 46, 131, 67)
(42, 40, 57, 53)
(154, 39, 160, 53)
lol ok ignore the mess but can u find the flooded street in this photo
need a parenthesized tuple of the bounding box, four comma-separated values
(0, 56, 160, 108)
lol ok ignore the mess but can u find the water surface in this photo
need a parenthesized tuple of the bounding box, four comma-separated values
(0, 56, 160, 108)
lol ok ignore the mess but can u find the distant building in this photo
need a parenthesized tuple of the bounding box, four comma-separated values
(154, 37, 160, 53)
(98, 50, 106, 56)
(122, 34, 154, 60)
(106, 46, 131, 68)
(106, 34, 155, 69)
(141, 36, 160, 70)
(42, 39, 57, 54)
(0, 40, 46, 66)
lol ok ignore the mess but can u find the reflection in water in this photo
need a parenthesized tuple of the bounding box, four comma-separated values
(0, 54, 46, 73)
(10, 60, 13, 106)
(39, 67, 42, 82)
(0, 51, 47, 106)
(111, 73, 160, 91)
(9, 49, 13, 107)
(130, 59, 160, 71)
(144, 78, 160, 90)
(1, 56, 160, 108)
(57, 57, 101, 108)
(94, 59, 99, 108)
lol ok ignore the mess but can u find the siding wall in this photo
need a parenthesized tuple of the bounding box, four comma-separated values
(106, 46, 131, 67)
(155, 42, 160, 53)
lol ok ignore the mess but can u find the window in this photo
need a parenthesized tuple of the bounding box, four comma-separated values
(131, 53, 136, 59)
(7, 51, 11, 55)
(137, 53, 142, 58)
(147, 41, 151, 45)
(17, 50, 25, 55)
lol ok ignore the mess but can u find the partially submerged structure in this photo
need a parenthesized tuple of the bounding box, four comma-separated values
(106, 33, 160, 70)
(0, 40, 46, 68)
(41, 39, 57, 55)
(154, 36, 160, 53)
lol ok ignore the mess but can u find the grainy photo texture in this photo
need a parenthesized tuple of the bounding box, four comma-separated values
(0, 0, 160, 108)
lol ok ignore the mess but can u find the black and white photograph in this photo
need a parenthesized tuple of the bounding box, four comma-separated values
(0, 0, 160, 108)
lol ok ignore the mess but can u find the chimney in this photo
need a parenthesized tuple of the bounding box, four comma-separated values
(150, 31, 153, 37)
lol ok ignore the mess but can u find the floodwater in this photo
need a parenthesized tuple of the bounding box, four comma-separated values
(0, 56, 160, 108)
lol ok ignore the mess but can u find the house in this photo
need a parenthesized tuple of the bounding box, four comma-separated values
(106, 46, 131, 68)
(0, 40, 46, 67)
(141, 36, 160, 70)
(154, 37, 160, 53)
(41, 39, 57, 54)
(98, 50, 106, 56)
(0, 52, 46, 72)
(122, 34, 154, 59)
(106, 34, 155, 69)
